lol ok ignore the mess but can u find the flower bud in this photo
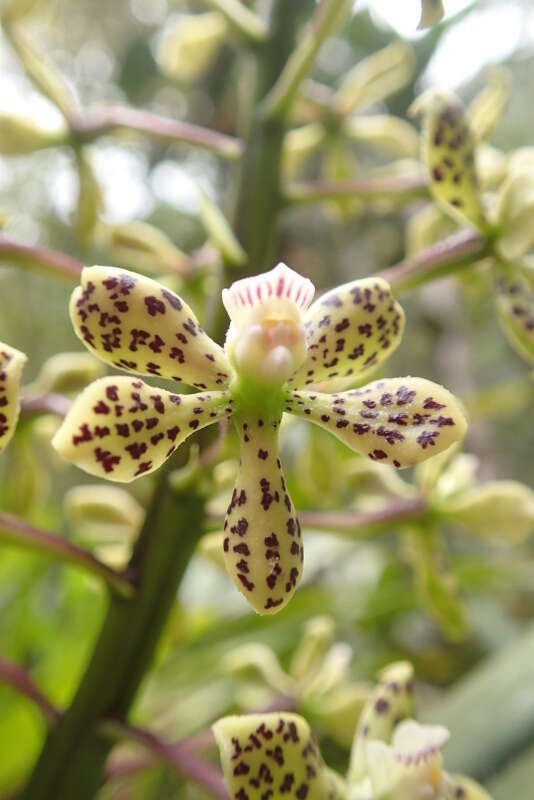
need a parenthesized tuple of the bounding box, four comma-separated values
(468, 68, 510, 143)
(157, 13, 228, 84)
(98, 221, 189, 275)
(290, 615, 336, 682)
(406, 203, 456, 257)
(344, 115, 419, 159)
(334, 41, 415, 116)
(441, 480, 534, 543)
(199, 191, 246, 267)
(224, 643, 294, 696)
(64, 484, 144, 545)
(0, 114, 67, 155)
(282, 123, 326, 179)
(26, 352, 105, 395)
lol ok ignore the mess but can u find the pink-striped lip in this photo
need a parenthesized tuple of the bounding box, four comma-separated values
(222, 263, 315, 324)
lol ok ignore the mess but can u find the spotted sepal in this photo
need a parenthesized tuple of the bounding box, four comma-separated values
(52, 376, 232, 482)
(286, 378, 467, 469)
(70, 266, 231, 390)
(222, 415, 302, 615)
(212, 712, 344, 800)
(494, 262, 534, 366)
(0, 343, 27, 453)
(290, 278, 405, 389)
(349, 661, 414, 783)
(417, 91, 485, 229)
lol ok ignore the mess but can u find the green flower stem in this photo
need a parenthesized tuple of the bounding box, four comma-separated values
(0, 233, 83, 281)
(20, 469, 206, 800)
(0, 511, 134, 598)
(72, 106, 242, 160)
(232, 0, 317, 271)
(261, 0, 353, 121)
(379, 228, 492, 294)
(204, 0, 268, 43)
(283, 174, 429, 206)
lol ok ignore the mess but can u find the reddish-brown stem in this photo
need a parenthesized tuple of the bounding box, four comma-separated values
(378, 228, 490, 293)
(283, 173, 429, 205)
(0, 511, 134, 596)
(72, 107, 242, 161)
(299, 496, 427, 533)
(103, 720, 229, 799)
(0, 655, 61, 725)
(0, 234, 83, 281)
(21, 394, 70, 418)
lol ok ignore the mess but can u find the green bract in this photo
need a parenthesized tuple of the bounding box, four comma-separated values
(52, 263, 467, 614)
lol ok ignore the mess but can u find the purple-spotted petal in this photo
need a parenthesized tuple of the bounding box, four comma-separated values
(286, 378, 467, 468)
(0, 343, 27, 453)
(213, 712, 344, 800)
(70, 266, 231, 390)
(415, 91, 485, 229)
(52, 376, 232, 482)
(290, 278, 405, 389)
(222, 415, 302, 615)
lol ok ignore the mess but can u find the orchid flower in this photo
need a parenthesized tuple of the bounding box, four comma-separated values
(53, 263, 467, 614)
(0, 341, 27, 453)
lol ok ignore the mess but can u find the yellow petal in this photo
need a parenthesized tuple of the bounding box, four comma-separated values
(286, 377, 467, 469)
(52, 376, 232, 482)
(70, 266, 231, 389)
(290, 278, 405, 389)
(0, 342, 27, 453)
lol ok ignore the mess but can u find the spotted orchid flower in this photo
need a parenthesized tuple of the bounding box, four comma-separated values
(53, 263, 467, 614)
(213, 712, 346, 800)
(0, 342, 27, 453)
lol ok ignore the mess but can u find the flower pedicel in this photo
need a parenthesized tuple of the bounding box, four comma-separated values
(53, 263, 467, 614)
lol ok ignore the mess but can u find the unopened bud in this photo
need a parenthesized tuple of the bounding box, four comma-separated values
(98, 221, 189, 275)
(0, 114, 67, 155)
(64, 484, 144, 545)
(344, 115, 419, 159)
(442, 480, 534, 543)
(26, 352, 105, 395)
(290, 615, 335, 682)
(158, 13, 228, 84)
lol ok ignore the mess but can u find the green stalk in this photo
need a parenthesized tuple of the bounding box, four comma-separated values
(20, 467, 205, 800)
(233, 0, 316, 271)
